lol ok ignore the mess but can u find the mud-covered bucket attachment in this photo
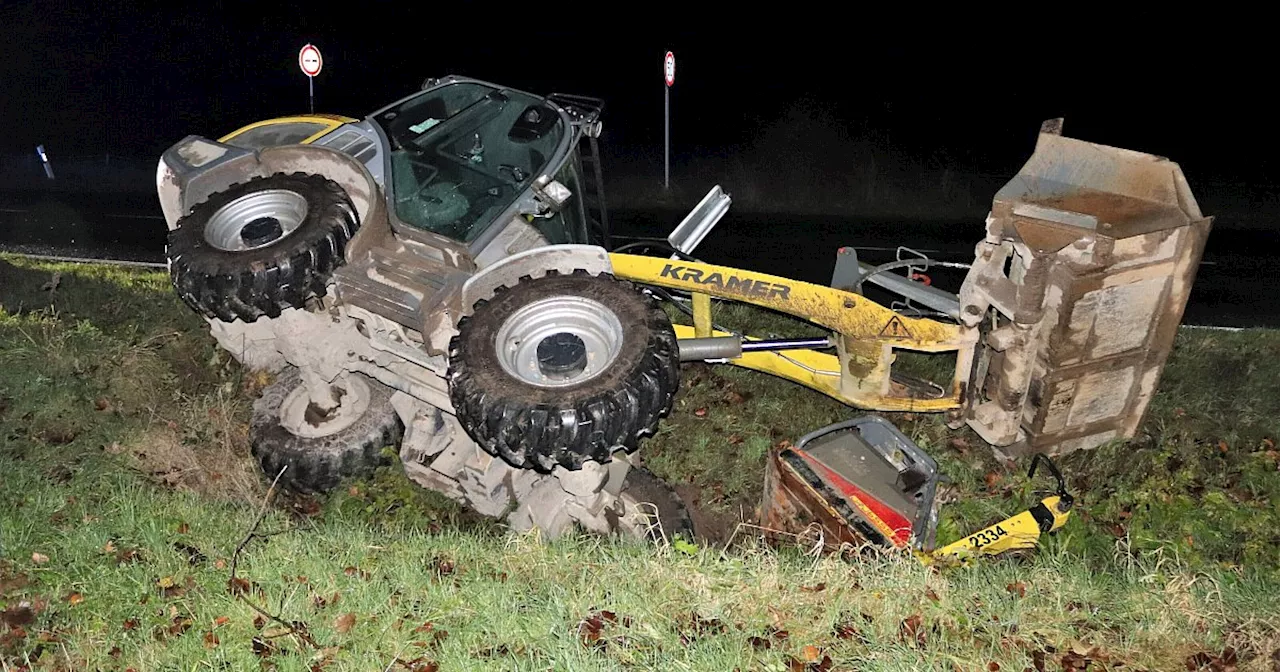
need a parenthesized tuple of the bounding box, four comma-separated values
(760, 416, 940, 552)
(958, 120, 1212, 456)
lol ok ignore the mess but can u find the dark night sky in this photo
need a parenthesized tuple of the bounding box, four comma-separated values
(1, 3, 1276, 191)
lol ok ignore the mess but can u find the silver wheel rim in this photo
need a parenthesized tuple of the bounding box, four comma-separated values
(494, 295, 625, 388)
(203, 189, 309, 252)
(278, 375, 371, 439)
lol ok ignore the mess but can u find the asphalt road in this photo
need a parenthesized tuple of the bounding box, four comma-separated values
(0, 189, 1273, 328)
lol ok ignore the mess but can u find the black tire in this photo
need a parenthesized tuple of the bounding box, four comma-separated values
(167, 173, 358, 323)
(448, 271, 679, 471)
(618, 467, 696, 542)
(250, 368, 401, 493)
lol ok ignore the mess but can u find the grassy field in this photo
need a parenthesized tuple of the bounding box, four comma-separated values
(2, 256, 1279, 671)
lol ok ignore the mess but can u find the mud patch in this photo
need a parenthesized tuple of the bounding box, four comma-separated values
(674, 483, 750, 545)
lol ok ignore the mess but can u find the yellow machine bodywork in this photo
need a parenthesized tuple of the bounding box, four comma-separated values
(927, 495, 1071, 564)
(608, 253, 978, 413)
(219, 115, 358, 145)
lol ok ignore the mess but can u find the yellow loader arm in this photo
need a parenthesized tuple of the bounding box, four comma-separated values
(608, 253, 978, 413)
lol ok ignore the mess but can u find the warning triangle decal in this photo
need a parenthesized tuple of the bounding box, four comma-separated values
(878, 316, 913, 340)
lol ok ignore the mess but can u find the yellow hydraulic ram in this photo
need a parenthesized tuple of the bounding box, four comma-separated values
(608, 253, 979, 413)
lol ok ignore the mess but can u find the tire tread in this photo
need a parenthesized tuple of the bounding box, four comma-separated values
(167, 173, 358, 323)
(447, 274, 678, 471)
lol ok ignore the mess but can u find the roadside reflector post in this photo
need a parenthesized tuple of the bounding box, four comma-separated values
(36, 145, 54, 179)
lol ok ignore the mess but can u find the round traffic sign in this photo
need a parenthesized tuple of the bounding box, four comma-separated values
(299, 44, 323, 77)
(664, 51, 675, 87)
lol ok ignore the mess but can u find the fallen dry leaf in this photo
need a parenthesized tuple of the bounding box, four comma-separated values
(114, 545, 141, 565)
(203, 630, 219, 649)
(899, 613, 925, 647)
(801, 644, 822, 662)
(31, 552, 48, 565)
(166, 615, 193, 637)
(832, 620, 863, 642)
(171, 542, 206, 563)
(66, 592, 84, 605)
(1, 605, 34, 628)
(577, 610, 625, 650)
(428, 556, 456, 577)
(290, 496, 323, 517)
(334, 612, 356, 634)
(227, 577, 252, 596)
(694, 407, 708, 418)
(1184, 647, 1238, 671)
(788, 654, 833, 672)
(311, 645, 341, 669)
(1060, 645, 1109, 672)
(1006, 582, 1027, 598)
(251, 635, 276, 657)
(677, 613, 725, 645)
(157, 576, 185, 599)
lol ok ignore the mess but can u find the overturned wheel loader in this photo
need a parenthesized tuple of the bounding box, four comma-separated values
(160, 77, 687, 539)
(157, 74, 1208, 544)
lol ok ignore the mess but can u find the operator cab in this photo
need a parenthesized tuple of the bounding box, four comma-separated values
(372, 80, 604, 250)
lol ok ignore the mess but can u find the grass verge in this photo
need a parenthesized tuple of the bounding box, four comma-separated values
(1, 256, 1278, 671)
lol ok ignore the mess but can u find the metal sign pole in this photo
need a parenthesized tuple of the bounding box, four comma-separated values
(299, 44, 323, 114)
(662, 50, 675, 191)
